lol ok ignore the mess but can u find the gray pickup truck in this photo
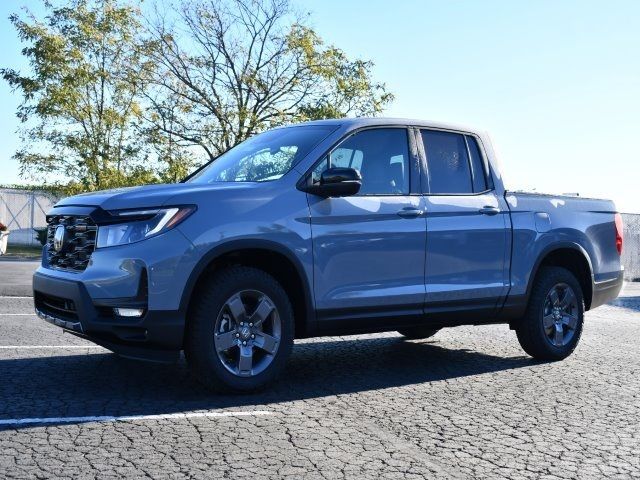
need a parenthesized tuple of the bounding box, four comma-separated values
(34, 118, 624, 391)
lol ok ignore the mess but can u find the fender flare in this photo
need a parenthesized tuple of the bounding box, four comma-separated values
(525, 241, 594, 305)
(178, 238, 316, 335)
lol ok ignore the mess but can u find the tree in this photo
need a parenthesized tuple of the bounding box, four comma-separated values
(3, 0, 394, 191)
(147, 0, 394, 161)
(1, 0, 158, 193)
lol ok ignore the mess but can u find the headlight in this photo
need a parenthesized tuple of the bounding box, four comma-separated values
(96, 206, 195, 248)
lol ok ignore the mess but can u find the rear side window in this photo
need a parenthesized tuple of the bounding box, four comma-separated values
(421, 130, 473, 194)
(466, 136, 488, 192)
(421, 130, 490, 194)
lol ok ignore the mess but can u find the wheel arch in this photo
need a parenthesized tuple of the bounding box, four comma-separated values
(180, 240, 315, 340)
(527, 242, 594, 310)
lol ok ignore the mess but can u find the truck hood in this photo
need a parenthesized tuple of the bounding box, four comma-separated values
(55, 182, 257, 211)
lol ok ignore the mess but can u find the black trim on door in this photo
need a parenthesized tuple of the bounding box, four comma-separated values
(314, 296, 506, 336)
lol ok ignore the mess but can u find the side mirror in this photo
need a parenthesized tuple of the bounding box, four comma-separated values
(302, 167, 362, 197)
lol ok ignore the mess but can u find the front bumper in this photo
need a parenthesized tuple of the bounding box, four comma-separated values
(34, 271, 184, 362)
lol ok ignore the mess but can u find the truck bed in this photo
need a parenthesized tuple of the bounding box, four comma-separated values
(504, 190, 622, 311)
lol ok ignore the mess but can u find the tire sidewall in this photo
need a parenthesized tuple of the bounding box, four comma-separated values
(529, 267, 585, 359)
(188, 267, 294, 392)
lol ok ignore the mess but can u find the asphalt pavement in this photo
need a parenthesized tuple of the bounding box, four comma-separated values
(0, 259, 39, 296)
(1, 259, 639, 479)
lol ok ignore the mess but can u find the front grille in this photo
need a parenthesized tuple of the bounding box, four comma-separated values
(46, 215, 97, 271)
(34, 292, 78, 322)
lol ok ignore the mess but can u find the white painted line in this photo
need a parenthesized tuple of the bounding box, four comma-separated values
(0, 345, 103, 349)
(0, 313, 35, 316)
(0, 410, 272, 426)
(0, 296, 33, 299)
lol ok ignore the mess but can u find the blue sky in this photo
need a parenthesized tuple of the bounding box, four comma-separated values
(1, 0, 639, 212)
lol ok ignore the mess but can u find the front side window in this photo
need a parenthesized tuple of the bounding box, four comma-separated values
(329, 147, 364, 171)
(312, 128, 410, 195)
(188, 125, 335, 183)
(421, 130, 474, 194)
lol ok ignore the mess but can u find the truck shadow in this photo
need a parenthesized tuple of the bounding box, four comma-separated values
(0, 336, 535, 430)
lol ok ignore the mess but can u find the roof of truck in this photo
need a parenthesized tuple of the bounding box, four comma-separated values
(297, 117, 481, 134)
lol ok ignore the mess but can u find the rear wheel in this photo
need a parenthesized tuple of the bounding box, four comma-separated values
(184, 266, 294, 392)
(397, 326, 440, 340)
(516, 266, 584, 361)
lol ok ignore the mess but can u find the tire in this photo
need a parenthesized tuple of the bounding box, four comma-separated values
(397, 326, 440, 340)
(184, 266, 294, 392)
(516, 266, 584, 361)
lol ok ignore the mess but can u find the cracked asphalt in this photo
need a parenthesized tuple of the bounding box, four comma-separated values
(0, 262, 639, 479)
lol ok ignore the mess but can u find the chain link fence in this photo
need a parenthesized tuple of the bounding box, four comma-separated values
(0, 188, 59, 247)
(622, 213, 640, 281)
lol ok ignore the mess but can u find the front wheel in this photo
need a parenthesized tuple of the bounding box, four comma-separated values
(184, 266, 294, 392)
(516, 266, 584, 361)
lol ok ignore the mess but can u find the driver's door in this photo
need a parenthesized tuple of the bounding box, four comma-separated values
(306, 128, 427, 329)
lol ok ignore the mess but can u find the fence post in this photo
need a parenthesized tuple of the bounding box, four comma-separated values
(30, 192, 36, 246)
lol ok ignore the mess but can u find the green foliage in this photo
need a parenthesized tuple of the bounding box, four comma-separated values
(1, 0, 171, 194)
(288, 24, 394, 122)
(33, 227, 48, 246)
(0, 183, 63, 195)
(147, 0, 395, 160)
(2, 0, 394, 192)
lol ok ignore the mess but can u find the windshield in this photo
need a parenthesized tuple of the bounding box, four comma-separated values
(188, 125, 336, 183)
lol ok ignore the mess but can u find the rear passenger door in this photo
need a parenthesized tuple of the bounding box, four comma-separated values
(418, 129, 509, 317)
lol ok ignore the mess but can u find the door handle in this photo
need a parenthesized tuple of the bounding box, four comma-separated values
(479, 206, 500, 216)
(397, 207, 424, 218)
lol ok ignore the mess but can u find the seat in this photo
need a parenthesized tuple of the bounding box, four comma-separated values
(389, 162, 407, 193)
(359, 151, 406, 195)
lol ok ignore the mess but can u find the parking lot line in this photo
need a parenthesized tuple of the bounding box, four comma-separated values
(0, 345, 104, 349)
(0, 313, 34, 316)
(0, 410, 272, 427)
(0, 296, 33, 299)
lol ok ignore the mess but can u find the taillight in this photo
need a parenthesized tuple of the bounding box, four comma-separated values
(614, 213, 623, 255)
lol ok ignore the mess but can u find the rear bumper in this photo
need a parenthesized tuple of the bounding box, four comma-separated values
(33, 271, 184, 362)
(591, 270, 624, 310)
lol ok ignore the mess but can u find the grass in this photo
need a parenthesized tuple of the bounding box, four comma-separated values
(1, 244, 43, 259)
